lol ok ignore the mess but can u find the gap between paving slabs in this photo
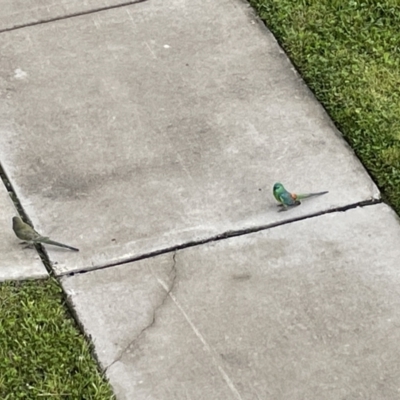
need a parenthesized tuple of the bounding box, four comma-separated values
(65, 197, 382, 278)
(0, 0, 150, 34)
(1, 156, 382, 281)
(0, 162, 53, 276)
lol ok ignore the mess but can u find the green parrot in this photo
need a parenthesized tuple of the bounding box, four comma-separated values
(273, 182, 328, 211)
(12, 216, 79, 251)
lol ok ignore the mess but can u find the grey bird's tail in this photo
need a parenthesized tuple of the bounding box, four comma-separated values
(40, 237, 79, 252)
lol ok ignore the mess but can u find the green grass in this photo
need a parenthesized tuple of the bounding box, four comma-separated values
(0, 278, 114, 400)
(250, 0, 400, 211)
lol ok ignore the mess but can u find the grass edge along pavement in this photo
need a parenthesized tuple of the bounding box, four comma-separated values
(249, 0, 400, 213)
(0, 278, 115, 399)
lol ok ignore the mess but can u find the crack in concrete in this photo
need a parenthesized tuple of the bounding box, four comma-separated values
(161, 276, 244, 400)
(100, 251, 244, 399)
(65, 197, 382, 277)
(102, 251, 177, 375)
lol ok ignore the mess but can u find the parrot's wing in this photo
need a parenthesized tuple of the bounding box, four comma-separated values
(23, 229, 40, 241)
(33, 234, 51, 242)
(282, 192, 298, 205)
(29, 231, 48, 241)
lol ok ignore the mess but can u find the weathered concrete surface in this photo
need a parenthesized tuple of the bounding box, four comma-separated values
(0, 181, 47, 280)
(0, 0, 379, 274)
(0, 0, 146, 31)
(62, 204, 400, 400)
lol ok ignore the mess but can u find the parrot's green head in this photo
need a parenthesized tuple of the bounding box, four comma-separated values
(273, 182, 284, 193)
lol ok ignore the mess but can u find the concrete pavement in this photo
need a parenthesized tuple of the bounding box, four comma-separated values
(62, 204, 400, 399)
(0, 0, 147, 31)
(0, 0, 378, 276)
(1, 0, 399, 399)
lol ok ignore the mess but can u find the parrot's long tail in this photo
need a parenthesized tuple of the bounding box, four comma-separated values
(296, 191, 329, 200)
(39, 237, 79, 252)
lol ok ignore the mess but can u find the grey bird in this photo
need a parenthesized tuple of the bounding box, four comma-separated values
(12, 216, 79, 252)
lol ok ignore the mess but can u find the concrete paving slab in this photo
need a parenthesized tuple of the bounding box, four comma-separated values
(0, 0, 379, 274)
(62, 204, 400, 400)
(0, 0, 146, 31)
(0, 181, 47, 281)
